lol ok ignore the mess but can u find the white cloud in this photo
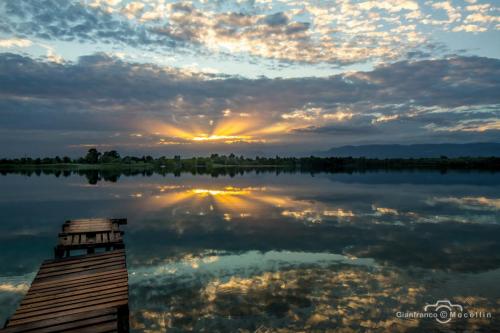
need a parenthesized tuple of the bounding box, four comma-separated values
(2, 0, 499, 68)
(358, 0, 419, 13)
(0, 38, 32, 48)
(464, 12, 500, 24)
(432, 1, 461, 23)
(428, 196, 500, 211)
(452, 24, 487, 32)
(281, 106, 355, 124)
(372, 114, 399, 124)
(121, 1, 145, 19)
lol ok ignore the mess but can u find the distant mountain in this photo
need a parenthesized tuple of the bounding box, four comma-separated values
(322, 143, 500, 158)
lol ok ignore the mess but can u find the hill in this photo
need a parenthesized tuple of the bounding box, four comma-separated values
(323, 143, 500, 158)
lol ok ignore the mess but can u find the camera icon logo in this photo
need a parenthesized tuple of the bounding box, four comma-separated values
(424, 300, 463, 324)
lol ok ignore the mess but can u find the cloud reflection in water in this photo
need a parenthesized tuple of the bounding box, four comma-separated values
(1, 172, 499, 330)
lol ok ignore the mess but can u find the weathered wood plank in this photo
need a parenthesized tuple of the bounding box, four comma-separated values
(43, 250, 125, 265)
(38, 256, 125, 274)
(23, 278, 128, 303)
(65, 223, 111, 228)
(48, 251, 125, 268)
(3, 219, 129, 333)
(28, 269, 127, 291)
(9, 253, 128, 325)
(64, 221, 111, 227)
(16, 297, 126, 319)
(0, 308, 117, 333)
(22, 281, 128, 305)
(23, 315, 117, 333)
(15, 287, 128, 313)
(56, 218, 127, 257)
(35, 262, 126, 280)
(56, 321, 118, 333)
(8, 300, 128, 325)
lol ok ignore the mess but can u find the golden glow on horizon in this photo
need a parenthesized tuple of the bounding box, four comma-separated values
(191, 135, 249, 141)
(142, 117, 295, 145)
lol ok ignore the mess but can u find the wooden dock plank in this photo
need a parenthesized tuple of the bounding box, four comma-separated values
(0, 308, 117, 333)
(1, 218, 129, 333)
(7, 300, 128, 326)
(14, 293, 128, 318)
(28, 270, 127, 293)
(3, 250, 129, 332)
(17, 286, 128, 311)
(21, 282, 128, 305)
(22, 279, 128, 303)
(55, 219, 127, 258)
(27, 270, 128, 293)
(42, 250, 125, 267)
(12, 251, 128, 320)
(35, 262, 126, 280)
(38, 256, 125, 274)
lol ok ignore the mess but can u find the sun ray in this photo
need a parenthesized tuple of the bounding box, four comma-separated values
(141, 115, 294, 145)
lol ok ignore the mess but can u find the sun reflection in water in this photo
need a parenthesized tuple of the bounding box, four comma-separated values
(169, 186, 265, 217)
(136, 184, 356, 225)
(131, 184, 500, 226)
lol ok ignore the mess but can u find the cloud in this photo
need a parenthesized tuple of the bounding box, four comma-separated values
(372, 114, 399, 124)
(0, 53, 499, 154)
(1, 0, 498, 66)
(281, 105, 355, 122)
(293, 124, 379, 135)
(121, 1, 145, 20)
(428, 196, 500, 211)
(426, 118, 500, 132)
(0, 38, 32, 48)
(262, 12, 289, 26)
(431, 1, 462, 24)
(0, 0, 178, 49)
(452, 24, 487, 32)
(358, 0, 419, 12)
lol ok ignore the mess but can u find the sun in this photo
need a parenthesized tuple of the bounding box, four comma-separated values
(142, 116, 293, 145)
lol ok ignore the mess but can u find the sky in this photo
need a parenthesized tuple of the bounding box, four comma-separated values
(0, 0, 499, 157)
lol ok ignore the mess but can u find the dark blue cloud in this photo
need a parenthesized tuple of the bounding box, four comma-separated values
(263, 12, 289, 26)
(0, 53, 499, 155)
(0, 0, 178, 47)
(1, 52, 499, 110)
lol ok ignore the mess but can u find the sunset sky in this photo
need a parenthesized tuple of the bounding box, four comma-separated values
(0, 0, 499, 156)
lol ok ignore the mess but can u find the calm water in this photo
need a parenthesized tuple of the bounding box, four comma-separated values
(0, 171, 499, 332)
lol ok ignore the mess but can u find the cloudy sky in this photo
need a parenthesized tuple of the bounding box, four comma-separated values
(0, 0, 499, 157)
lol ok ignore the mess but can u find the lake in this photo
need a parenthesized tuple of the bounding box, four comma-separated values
(0, 170, 499, 332)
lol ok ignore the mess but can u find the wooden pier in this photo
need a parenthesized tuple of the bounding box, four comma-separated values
(55, 218, 127, 258)
(1, 218, 129, 333)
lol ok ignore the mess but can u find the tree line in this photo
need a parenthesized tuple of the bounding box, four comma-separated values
(1, 148, 499, 171)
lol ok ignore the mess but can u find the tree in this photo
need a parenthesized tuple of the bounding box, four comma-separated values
(100, 150, 120, 163)
(174, 155, 181, 168)
(84, 148, 101, 164)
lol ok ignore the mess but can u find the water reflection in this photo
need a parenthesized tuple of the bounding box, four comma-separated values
(129, 256, 500, 332)
(0, 171, 499, 330)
